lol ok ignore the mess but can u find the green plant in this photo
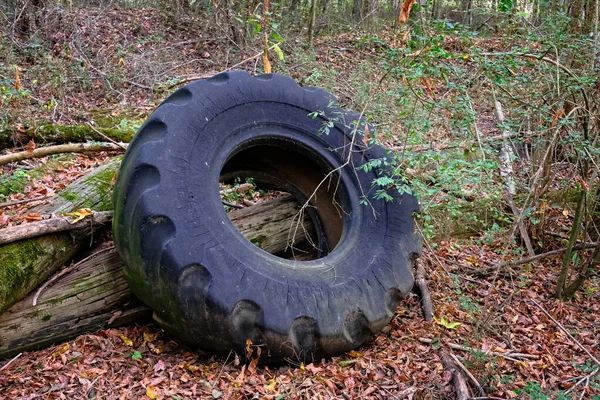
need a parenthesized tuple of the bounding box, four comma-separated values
(0, 170, 30, 199)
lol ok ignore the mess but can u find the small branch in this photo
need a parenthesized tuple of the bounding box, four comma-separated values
(87, 123, 128, 150)
(0, 195, 52, 209)
(414, 258, 434, 322)
(441, 354, 472, 400)
(492, 91, 534, 257)
(450, 353, 485, 397)
(170, 43, 282, 87)
(0, 211, 113, 246)
(419, 338, 540, 360)
(0, 142, 125, 166)
(530, 299, 600, 368)
(220, 183, 253, 195)
(0, 352, 22, 372)
(472, 242, 600, 275)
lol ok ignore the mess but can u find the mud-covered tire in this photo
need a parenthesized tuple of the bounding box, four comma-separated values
(112, 71, 422, 364)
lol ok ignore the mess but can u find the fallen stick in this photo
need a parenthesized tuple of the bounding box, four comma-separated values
(414, 258, 433, 322)
(0, 352, 21, 372)
(450, 353, 485, 397)
(86, 123, 128, 150)
(0, 142, 125, 166)
(472, 242, 600, 275)
(419, 337, 540, 360)
(0, 195, 52, 209)
(530, 299, 600, 367)
(0, 211, 113, 246)
(441, 354, 471, 400)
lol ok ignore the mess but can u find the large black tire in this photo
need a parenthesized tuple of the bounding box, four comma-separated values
(112, 71, 422, 364)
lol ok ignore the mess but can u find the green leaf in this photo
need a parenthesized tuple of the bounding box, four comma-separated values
(436, 316, 462, 330)
(270, 31, 284, 43)
(273, 44, 284, 61)
(131, 351, 142, 360)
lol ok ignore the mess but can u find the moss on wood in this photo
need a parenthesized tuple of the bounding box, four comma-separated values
(0, 241, 46, 314)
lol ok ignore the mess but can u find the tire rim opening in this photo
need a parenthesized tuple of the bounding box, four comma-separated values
(219, 139, 347, 262)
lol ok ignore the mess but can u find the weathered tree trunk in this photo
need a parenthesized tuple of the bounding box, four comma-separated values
(0, 125, 135, 151)
(0, 250, 149, 359)
(0, 194, 310, 358)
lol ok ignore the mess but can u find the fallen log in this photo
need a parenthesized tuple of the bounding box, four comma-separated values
(0, 195, 311, 358)
(0, 158, 120, 314)
(0, 124, 135, 151)
(0, 249, 149, 359)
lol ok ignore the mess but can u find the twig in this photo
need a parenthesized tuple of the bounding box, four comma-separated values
(170, 43, 282, 87)
(414, 258, 433, 322)
(450, 353, 485, 397)
(419, 338, 540, 360)
(32, 246, 116, 306)
(530, 299, 600, 368)
(473, 242, 600, 275)
(0, 195, 52, 209)
(565, 367, 600, 395)
(222, 200, 243, 209)
(87, 123, 128, 150)
(0, 352, 22, 372)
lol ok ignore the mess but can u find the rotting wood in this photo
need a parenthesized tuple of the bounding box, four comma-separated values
(0, 250, 150, 359)
(0, 142, 125, 166)
(0, 159, 120, 314)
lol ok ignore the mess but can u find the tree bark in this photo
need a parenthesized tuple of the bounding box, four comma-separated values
(308, 0, 318, 44)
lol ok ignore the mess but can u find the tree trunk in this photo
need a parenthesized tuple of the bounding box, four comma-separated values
(308, 0, 318, 44)
(0, 194, 311, 358)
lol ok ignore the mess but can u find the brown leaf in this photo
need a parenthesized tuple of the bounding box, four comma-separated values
(362, 123, 371, 146)
(27, 140, 35, 153)
(14, 66, 21, 91)
(398, 0, 416, 23)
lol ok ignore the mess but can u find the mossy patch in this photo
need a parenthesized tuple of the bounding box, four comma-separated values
(250, 235, 267, 247)
(83, 161, 120, 211)
(0, 240, 46, 314)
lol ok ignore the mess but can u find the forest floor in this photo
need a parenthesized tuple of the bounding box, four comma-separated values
(1, 7, 599, 400)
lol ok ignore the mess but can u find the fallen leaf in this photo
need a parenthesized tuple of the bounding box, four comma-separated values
(435, 316, 462, 330)
(63, 208, 93, 223)
(119, 334, 133, 346)
(146, 385, 159, 399)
